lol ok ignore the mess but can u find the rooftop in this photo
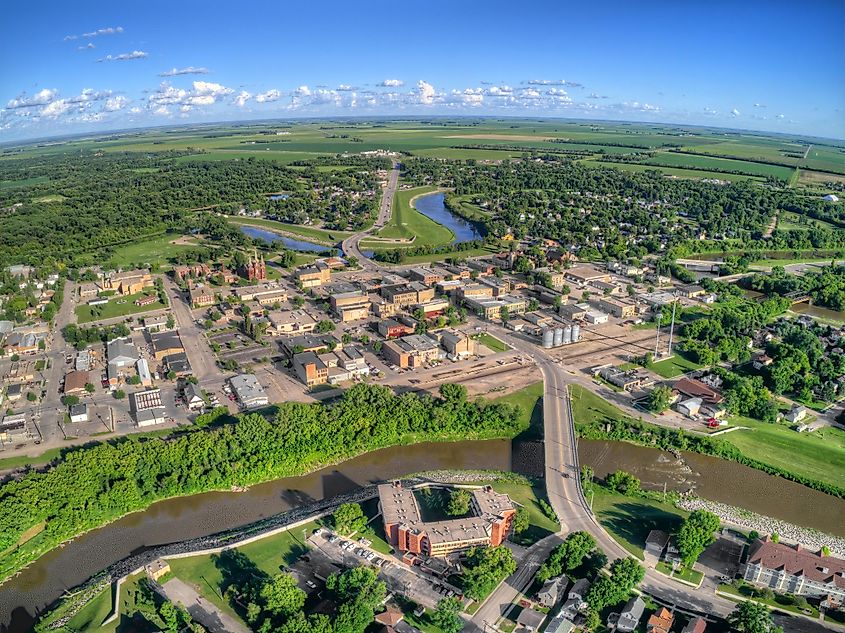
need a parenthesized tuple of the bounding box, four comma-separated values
(748, 537, 845, 588)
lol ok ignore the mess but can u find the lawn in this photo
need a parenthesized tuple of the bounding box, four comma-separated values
(0, 446, 64, 471)
(377, 186, 455, 247)
(104, 233, 202, 269)
(647, 351, 702, 378)
(590, 488, 688, 559)
(722, 417, 845, 490)
(75, 290, 167, 324)
(476, 333, 510, 353)
(655, 560, 704, 586)
(67, 572, 157, 633)
(718, 581, 820, 617)
(488, 381, 544, 439)
(569, 384, 636, 427)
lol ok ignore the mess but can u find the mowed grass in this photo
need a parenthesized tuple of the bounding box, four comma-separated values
(577, 158, 763, 182)
(645, 151, 796, 181)
(104, 233, 202, 269)
(722, 418, 845, 490)
(476, 333, 511, 353)
(76, 291, 167, 324)
(648, 351, 702, 378)
(488, 381, 544, 432)
(591, 488, 688, 560)
(377, 186, 454, 247)
(67, 572, 154, 633)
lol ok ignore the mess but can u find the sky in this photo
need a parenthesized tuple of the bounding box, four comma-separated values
(2, 0, 844, 142)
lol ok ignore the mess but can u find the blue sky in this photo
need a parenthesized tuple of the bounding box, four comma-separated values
(2, 0, 844, 141)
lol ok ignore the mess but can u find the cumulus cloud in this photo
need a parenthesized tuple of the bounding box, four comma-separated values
(234, 91, 251, 107)
(98, 50, 148, 62)
(731, 108, 741, 117)
(484, 85, 513, 96)
(6, 89, 58, 109)
(147, 81, 233, 110)
(104, 96, 129, 111)
(753, 103, 766, 108)
(65, 26, 123, 41)
(255, 89, 282, 103)
(378, 79, 404, 87)
(776, 113, 785, 119)
(703, 107, 719, 116)
(77, 43, 95, 51)
(525, 79, 583, 88)
(294, 85, 311, 97)
(587, 92, 608, 99)
(41, 100, 72, 118)
(414, 80, 436, 105)
(621, 101, 660, 112)
(336, 84, 358, 91)
(159, 66, 210, 77)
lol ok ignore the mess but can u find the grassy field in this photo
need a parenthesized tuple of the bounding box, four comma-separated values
(722, 417, 845, 490)
(75, 290, 167, 324)
(377, 185, 454, 247)
(569, 384, 636, 427)
(644, 151, 796, 180)
(718, 581, 820, 617)
(648, 352, 702, 378)
(591, 488, 688, 560)
(488, 381, 544, 437)
(0, 446, 65, 471)
(578, 158, 763, 182)
(67, 572, 153, 632)
(476, 333, 510, 353)
(655, 560, 704, 585)
(776, 210, 841, 232)
(104, 233, 202, 269)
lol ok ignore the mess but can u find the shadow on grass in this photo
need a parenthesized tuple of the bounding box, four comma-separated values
(213, 549, 270, 620)
(600, 502, 684, 552)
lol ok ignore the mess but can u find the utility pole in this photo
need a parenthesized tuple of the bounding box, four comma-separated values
(654, 311, 663, 359)
(667, 300, 677, 357)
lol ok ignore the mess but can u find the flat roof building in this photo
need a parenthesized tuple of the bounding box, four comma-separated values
(229, 374, 269, 409)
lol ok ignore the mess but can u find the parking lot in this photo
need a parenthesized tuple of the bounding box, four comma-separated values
(697, 532, 746, 590)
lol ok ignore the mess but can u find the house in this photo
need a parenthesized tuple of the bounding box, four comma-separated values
(230, 374, 269, 409)
(293, 351, 329, 387)
(543, 612, 575, 633)
(189, 286, 216, 308)
(374, 605, 405, 630)
(647, 607, 674, 633)
(150, 331, 184, 361)
(742, 536, 845, 601)
(63, 370, 90, 396)
(561, 578, 590, 617)
(183, 383, 205, 411)
(752, 352, 773, 370)
(616, 596, 646, 633)
(517, 608, 546, 632)
(69, 403, 89, 423)
(645, 530, 671, 560)
(784, 405, 809, 424)
(681, 617, 707, 633)
(537, 576, 567, 608)
(678, 284, 707, 298)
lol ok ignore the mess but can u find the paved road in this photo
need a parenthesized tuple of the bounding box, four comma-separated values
(341, 162, 400, 271)
(163, 277, 218, 381)
(157, 577, 250, 633)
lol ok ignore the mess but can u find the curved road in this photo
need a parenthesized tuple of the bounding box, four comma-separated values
(341, 161, 400, 270)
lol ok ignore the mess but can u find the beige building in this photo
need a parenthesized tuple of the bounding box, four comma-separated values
(295, 264, 331, 288)
(101, 269, 154, 296)
(383, 334, 442, 368)
(463, 295, 527, 321)
(266, 309, 318, 336)
(591, 296, 638, 318)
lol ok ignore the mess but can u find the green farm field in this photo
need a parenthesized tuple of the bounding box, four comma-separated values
(578, 158, 764, 182)
(377, 185, 454, 246)
(644, 151, 796, 180)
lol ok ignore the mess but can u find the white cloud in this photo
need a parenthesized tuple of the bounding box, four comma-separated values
(776, 113, 785, 119)
(147, 81, 233, 111)
(753, 103, 766, 108)
(6, 89, 58, 109)
(526, 79, 583, 88)
(77, 43, 95, 51)
(731, 108, 741, 117)
(520, 88, 542, 99)
(65, 26, 123, 41)
(159, 66, 210, 77)
(153, 106, 170, 116)
(378, 79, 404, 87)
(41, 100, 72, 118)
(98, 50, 148, 62)
(255, 89, 282, 103)
(415, 80, 436, 105)
(294, 85, 311, 97)
(485, 85, 513, 96)
(336, 84, 357, 91)
(703, 107, 719, 116)
(193, 81, 232, 98)
(448, 88, 484, 106)
(622, 101, 660, 112)
(234, 91, 251, 107)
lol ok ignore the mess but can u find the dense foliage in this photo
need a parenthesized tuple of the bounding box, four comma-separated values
(749, 264, 845, 311)
(585, 557, 644, 611)
(675, 510, 721, 567)
(0, 383, 523, 582)
(461, 545, 517, 600)
(537, 531, 597, 582)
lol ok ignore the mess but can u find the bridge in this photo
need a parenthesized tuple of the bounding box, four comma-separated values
(675, 258, 722, 273)
(785, 290, 811, 304)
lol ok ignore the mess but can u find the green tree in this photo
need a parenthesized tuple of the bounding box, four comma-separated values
(113, 389, 126, 399)
(606, 470, 640, 496)
(432, 597, 464, 633)
(646, 385, 673, 413)
(728, 600, 784, 633)
(537, 531, 596, 581)
(447, 489, 472, 516)
(585, 557, 644, 611)
(511, 506, 530, 535)
(85, 382, 95, 393)
(259, 573, 306, 618)
(462, 546, 517, 600)
(332, 502, 367, 535)
(439, 383, 467, 404)
(676, 509, 720, 567)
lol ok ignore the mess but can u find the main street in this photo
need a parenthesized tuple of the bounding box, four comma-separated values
(341, 161, 400, 270)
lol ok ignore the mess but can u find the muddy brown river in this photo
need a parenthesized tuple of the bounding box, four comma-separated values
(1, 438, 843, 632)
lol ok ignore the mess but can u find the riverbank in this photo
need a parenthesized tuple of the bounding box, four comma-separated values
(0, 385, 525, 588)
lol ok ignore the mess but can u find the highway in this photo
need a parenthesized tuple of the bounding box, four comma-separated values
(341, 161, 400, 270)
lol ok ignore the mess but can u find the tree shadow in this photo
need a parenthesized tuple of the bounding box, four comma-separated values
(321, 470, 360, 497)
(600, 502, 684, 551)
(212, 549, 270, 619)
(279, 487, 316, 509)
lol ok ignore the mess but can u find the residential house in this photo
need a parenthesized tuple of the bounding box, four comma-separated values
(183, 383, 205, 411)
(543, 612, 575, 633)
(537, 576, 567, 608)
(173, 263, 211, 281)
(69, 403, 89, 423)
(784, 405, 809, 424)
(681, 617, 707, 633)
(616, 596, 645, 633)
(645, 530, 671, 560)
(561, 578, 590, 618)
(647, 607, 674, 633)
(516, 608, 546, 632)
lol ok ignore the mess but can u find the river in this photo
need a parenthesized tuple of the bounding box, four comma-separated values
(413, 192, 484, 243)
(3, 438, 844, 631)
(238, 225, 336, 254)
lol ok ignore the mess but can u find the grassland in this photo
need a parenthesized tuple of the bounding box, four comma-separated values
(488, 381, 544, 435)
(722, 417, 845, 490)
(76, 290, 166, 324)
(475, 333, 510, 353)
(377, 185, 454, 247)
(591, 488, 688, 559)
(104, 233, 202, 269)
(647, 352, 703, 378)
(67, 572, 152, 633)
(644, 152, 796, 180)
(578, 158, 763, 182)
